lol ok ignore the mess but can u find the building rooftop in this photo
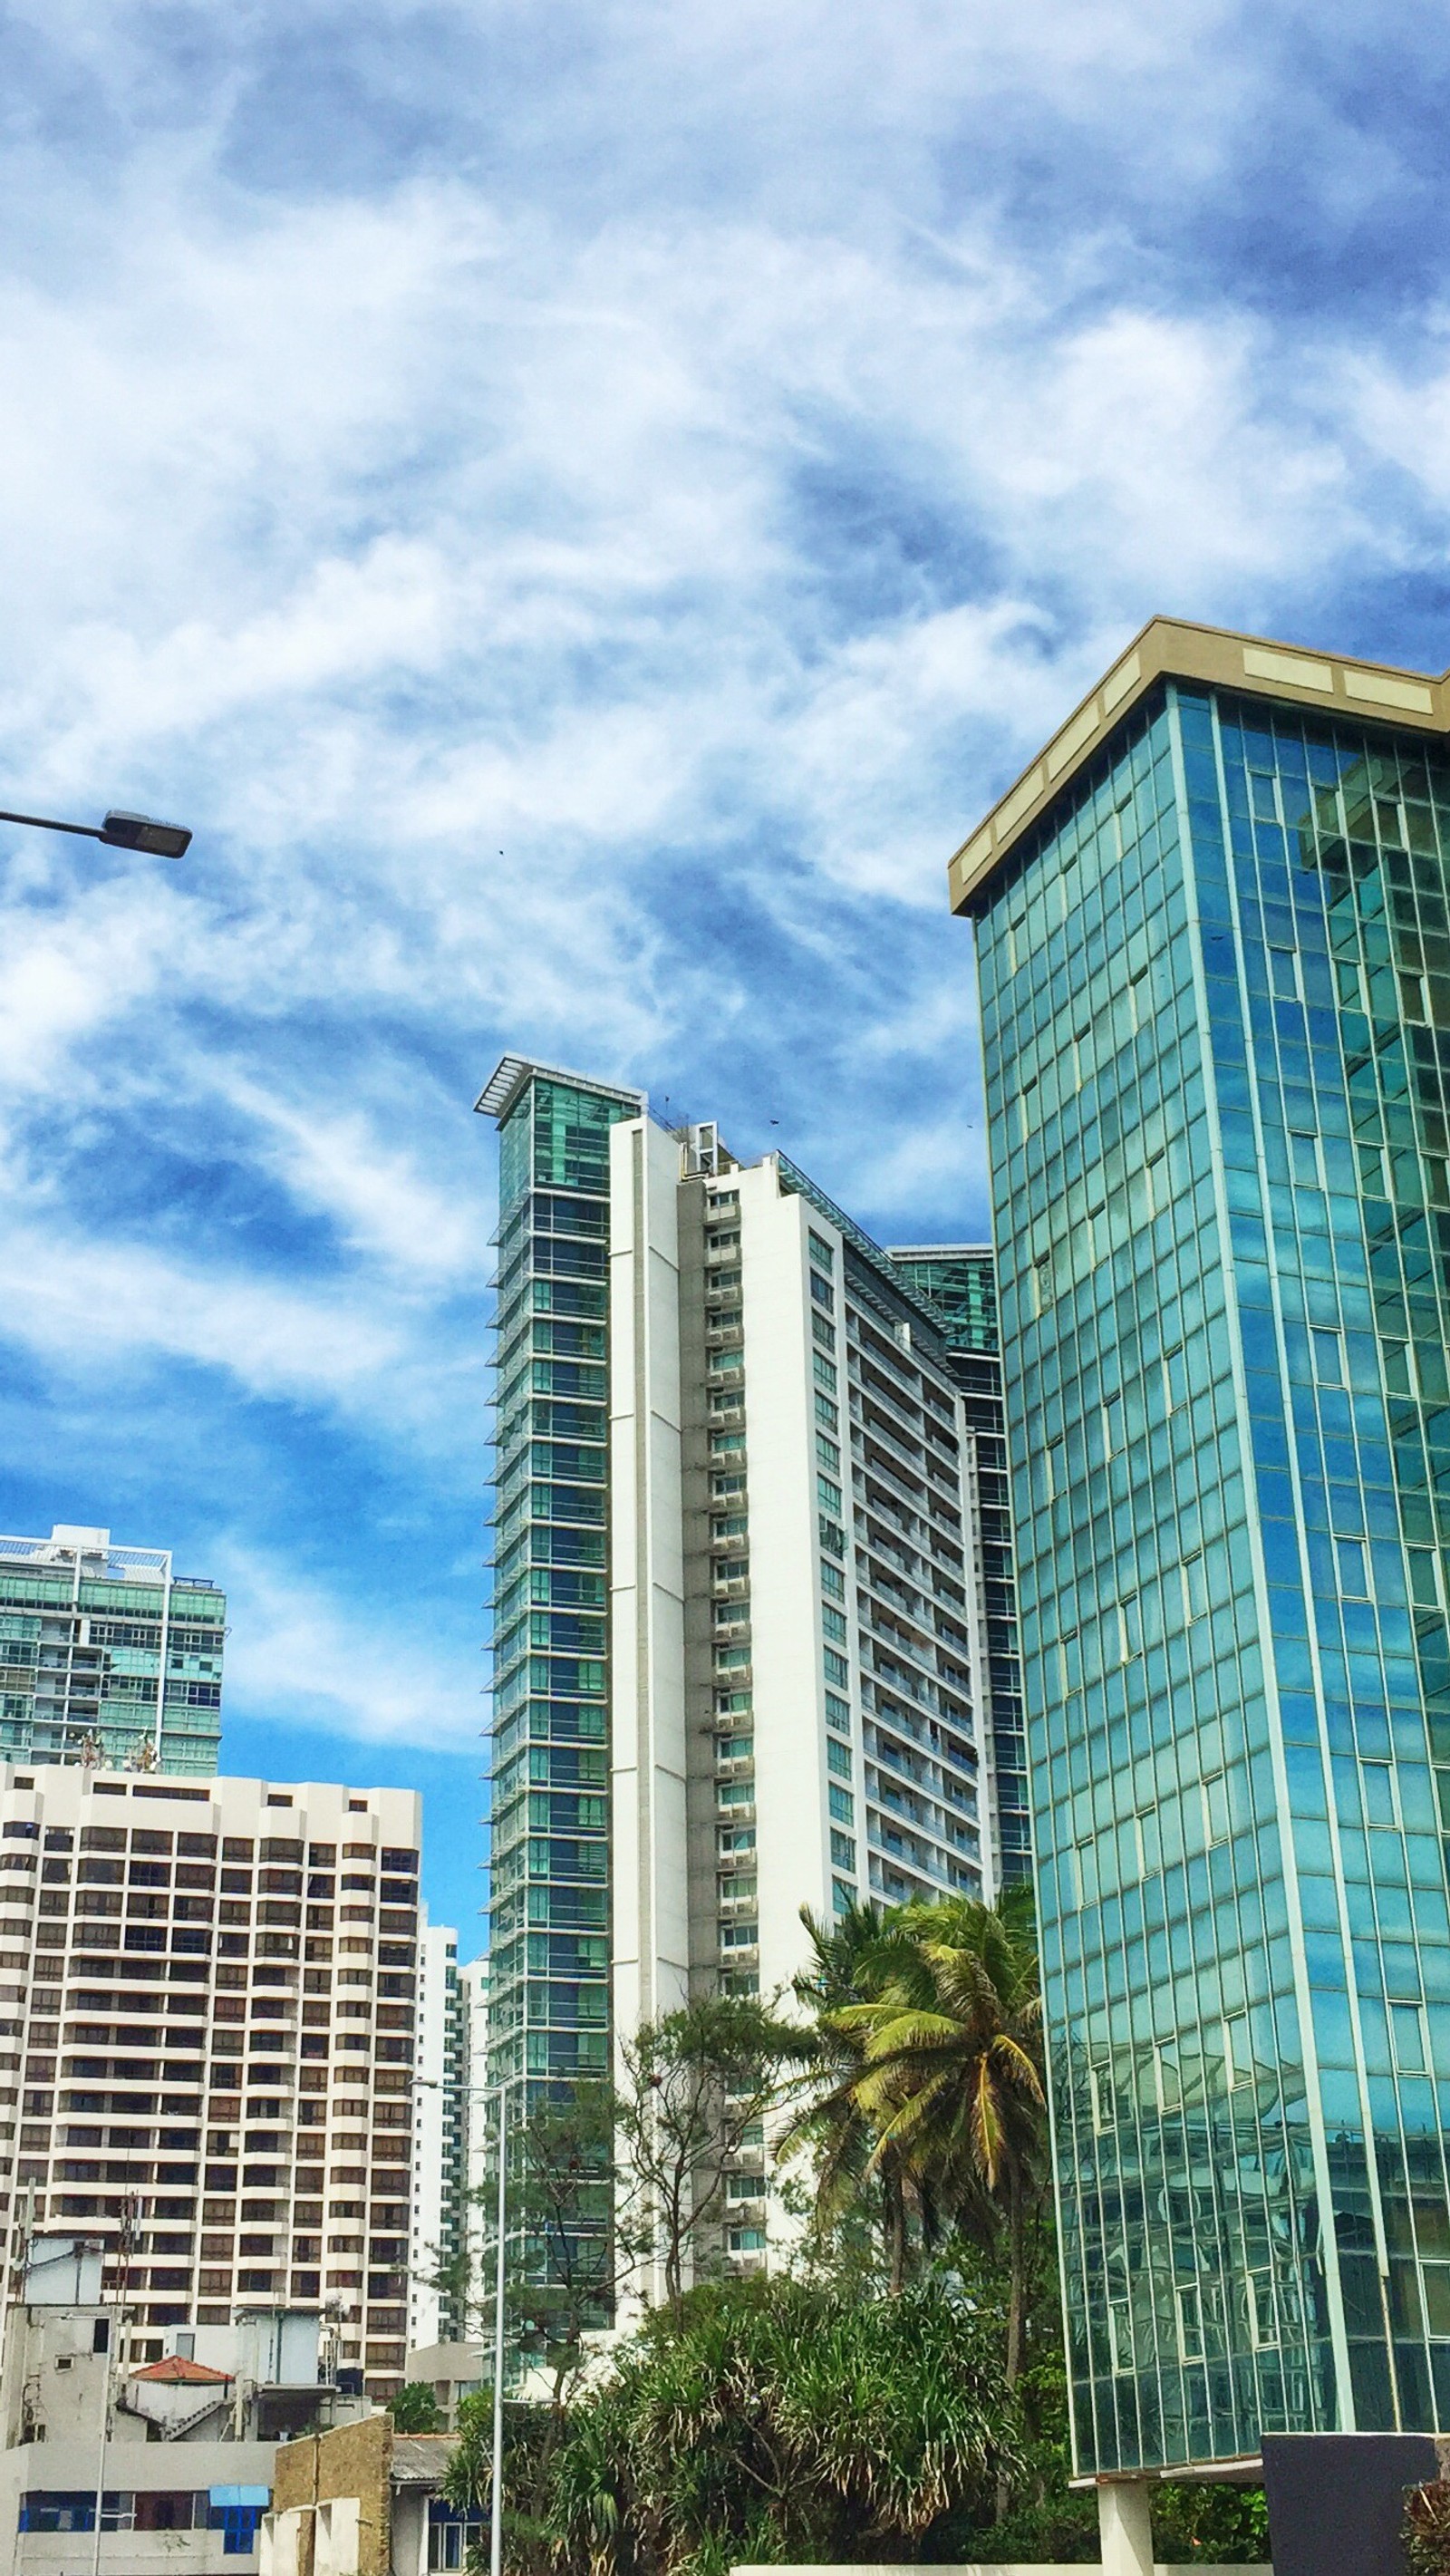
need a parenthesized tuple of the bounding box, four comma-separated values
(474, 1054, 646, 1124)
(947, 613, 1450, 916)
(391, 2435, 461, 2485)
(131, 2356, 233, 2384)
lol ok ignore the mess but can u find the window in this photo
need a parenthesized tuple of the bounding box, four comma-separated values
(819, 1559, 845, 1601)
(826, 1738, 851, 1780)
(829, 1830, 856, 1870)
(807, 1230, 835, 1269)
(1248, 2270, 1278, 2348)
(1393, 2004, 1426, 2074)
(1336, 1536, 1368, 1596)
(828, 1785, 855, 1825)
(1312, 1329, 1344, 1385)
(1269, 944, 1301, 1000)
(1290, 1129, 1320, 1186)
(1361, 1762, 1397, 1827)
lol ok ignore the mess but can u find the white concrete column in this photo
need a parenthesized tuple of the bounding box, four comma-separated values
(1097, 2475, 1155, 2576)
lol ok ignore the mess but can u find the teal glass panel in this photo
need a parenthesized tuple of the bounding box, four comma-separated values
(974, 683, 1450, 2469)
(485, 1069, 639, 2333)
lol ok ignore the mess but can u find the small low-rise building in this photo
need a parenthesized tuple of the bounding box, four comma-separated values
(264, 2416, 475, 2576)
(0, 2232, 373, 2576)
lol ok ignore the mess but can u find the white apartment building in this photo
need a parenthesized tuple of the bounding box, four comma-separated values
(610, 1117, 995, 2269)
(0, 1763, 422, 2397)
(457, 1958, 489, 2322)
(408, 1917, 466, 2352)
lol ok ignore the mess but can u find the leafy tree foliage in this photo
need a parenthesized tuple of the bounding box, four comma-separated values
(443, 1893, 1270, 2570)
(615, 1994, 805, 2318)
(446, 2274, 1020, 2576)
(388, 2381, 443, 2433)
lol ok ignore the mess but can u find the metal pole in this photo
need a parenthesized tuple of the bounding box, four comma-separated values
(89, 2315, 110, 2576)
(489, 2084, 507, 2576)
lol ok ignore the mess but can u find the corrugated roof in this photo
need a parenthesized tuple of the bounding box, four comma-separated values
(391, 2436, 460, 2485)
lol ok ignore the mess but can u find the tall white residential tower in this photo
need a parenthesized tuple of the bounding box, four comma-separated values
(479, 1060, 1004, 2282)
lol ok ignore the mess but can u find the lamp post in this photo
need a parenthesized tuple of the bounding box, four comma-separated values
(0, 805, 191, 857)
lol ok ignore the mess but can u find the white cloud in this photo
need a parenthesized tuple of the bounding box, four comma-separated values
(0, 0, 1446, 1897)
(216, 1545, 484, 1754)
(0, 1223, 400, 1402)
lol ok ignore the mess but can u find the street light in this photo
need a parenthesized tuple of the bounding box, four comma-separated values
(0, 805, 191, 858)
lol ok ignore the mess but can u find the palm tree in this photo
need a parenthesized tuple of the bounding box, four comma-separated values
(780, 1898, 928, 2290)
(837, 1886, 1046, 2386)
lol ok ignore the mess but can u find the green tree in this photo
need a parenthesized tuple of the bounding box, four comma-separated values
(512, 2082, 643, 2413)
(388, 2381, 443, 2433)
(616, 1995, 804, 2319)
(838, 1886, 1046, 2383)
(490, 2273, 1020, 2576)
(779, 1897, 927, 2290)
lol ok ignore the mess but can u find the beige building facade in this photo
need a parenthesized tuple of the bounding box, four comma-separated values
(0, 1763, 422, 2395)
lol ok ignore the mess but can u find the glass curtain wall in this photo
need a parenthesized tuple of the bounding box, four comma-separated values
(486, 1070, 638, 2339)
(974, 683, 1450, 2471)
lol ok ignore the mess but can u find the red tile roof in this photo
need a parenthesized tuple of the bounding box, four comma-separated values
(131, 2357, 233, 2385)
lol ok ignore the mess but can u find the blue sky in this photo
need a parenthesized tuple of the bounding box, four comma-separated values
(2, 0, 1449, 1951)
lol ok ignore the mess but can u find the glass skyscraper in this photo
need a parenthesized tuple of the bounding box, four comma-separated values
(0, 1526, 225, 1774)
(887, 1248, 1030, 1883)
(952, 621, 1450, 2474)
(476, 1058, 643, 2116)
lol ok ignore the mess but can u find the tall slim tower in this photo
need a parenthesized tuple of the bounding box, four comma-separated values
(952, 618, 1450, 2481)
(474, 1059, 643, 2318)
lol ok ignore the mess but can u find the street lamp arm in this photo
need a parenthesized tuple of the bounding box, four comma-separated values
(0, 806, 191, 858)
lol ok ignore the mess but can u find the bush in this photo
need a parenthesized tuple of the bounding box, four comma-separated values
(389, 2381, 443, 2434)
(1406, 2478, 1450, 2575)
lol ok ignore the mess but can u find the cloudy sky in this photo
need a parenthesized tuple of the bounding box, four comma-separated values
(2, 0, 1448, 1945)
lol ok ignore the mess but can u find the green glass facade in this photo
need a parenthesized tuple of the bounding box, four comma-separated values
(483, 1064, 643, 2104)
(0, 1538, 224, 1774)
(972, 680, 1450, 2468)
(887, 1249, 1030, 1881)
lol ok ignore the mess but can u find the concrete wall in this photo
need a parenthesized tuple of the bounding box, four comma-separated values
(0, 2433, 278, 2575)
(270, 2416, 392, 2576)
(611, 1117, 690, 2060)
